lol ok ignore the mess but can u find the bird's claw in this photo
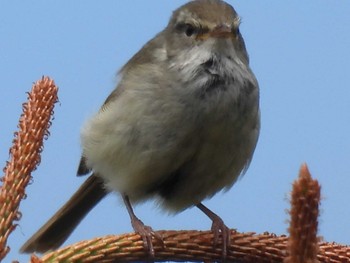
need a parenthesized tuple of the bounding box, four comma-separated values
(131, 217, 163, 258)
(211, 216, 231, 259)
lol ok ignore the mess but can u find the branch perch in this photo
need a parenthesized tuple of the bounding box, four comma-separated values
(29, 230, 349, 263)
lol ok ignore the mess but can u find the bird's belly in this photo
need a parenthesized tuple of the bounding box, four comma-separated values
(82, 80, 259, 212)
(156, 116, 257, 212)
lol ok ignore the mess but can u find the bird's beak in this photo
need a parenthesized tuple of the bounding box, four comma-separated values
(210, 25, 233, 39)
(197, 25, 233, 41)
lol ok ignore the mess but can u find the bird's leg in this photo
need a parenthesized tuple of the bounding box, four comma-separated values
(122, 193, 163, 257)
(197, 203, 231, 259)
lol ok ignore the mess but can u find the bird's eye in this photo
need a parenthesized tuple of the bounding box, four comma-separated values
(175, 23, 197, 37)
(232, 25, 240, 37)
(236, 27, 240, 35)
(184, 23, 196, 37)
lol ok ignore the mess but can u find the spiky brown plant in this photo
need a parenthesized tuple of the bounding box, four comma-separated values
(284, 164, 321, 263)
(0, 77, 58, 260)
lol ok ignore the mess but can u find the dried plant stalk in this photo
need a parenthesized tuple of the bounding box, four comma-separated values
(31, 230, 350, 263)
(37, 230, 288, 263)
(0, 77, 58, 260)
(284, 164, 321, 263)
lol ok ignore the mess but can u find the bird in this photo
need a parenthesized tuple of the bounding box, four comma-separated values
(21, 0, 260, 258)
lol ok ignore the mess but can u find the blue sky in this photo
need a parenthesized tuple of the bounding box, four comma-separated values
(1, 1, 350, 262)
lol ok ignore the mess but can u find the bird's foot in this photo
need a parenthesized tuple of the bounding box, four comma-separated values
(131, 216, 164, 258)
(210, 215, 231, 259)
(197, 203, 231, 260)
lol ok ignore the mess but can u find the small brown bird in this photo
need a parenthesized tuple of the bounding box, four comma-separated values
(21, 0, 260, 258)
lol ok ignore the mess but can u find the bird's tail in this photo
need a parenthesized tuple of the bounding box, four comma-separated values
(20, 174, 108, 253)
